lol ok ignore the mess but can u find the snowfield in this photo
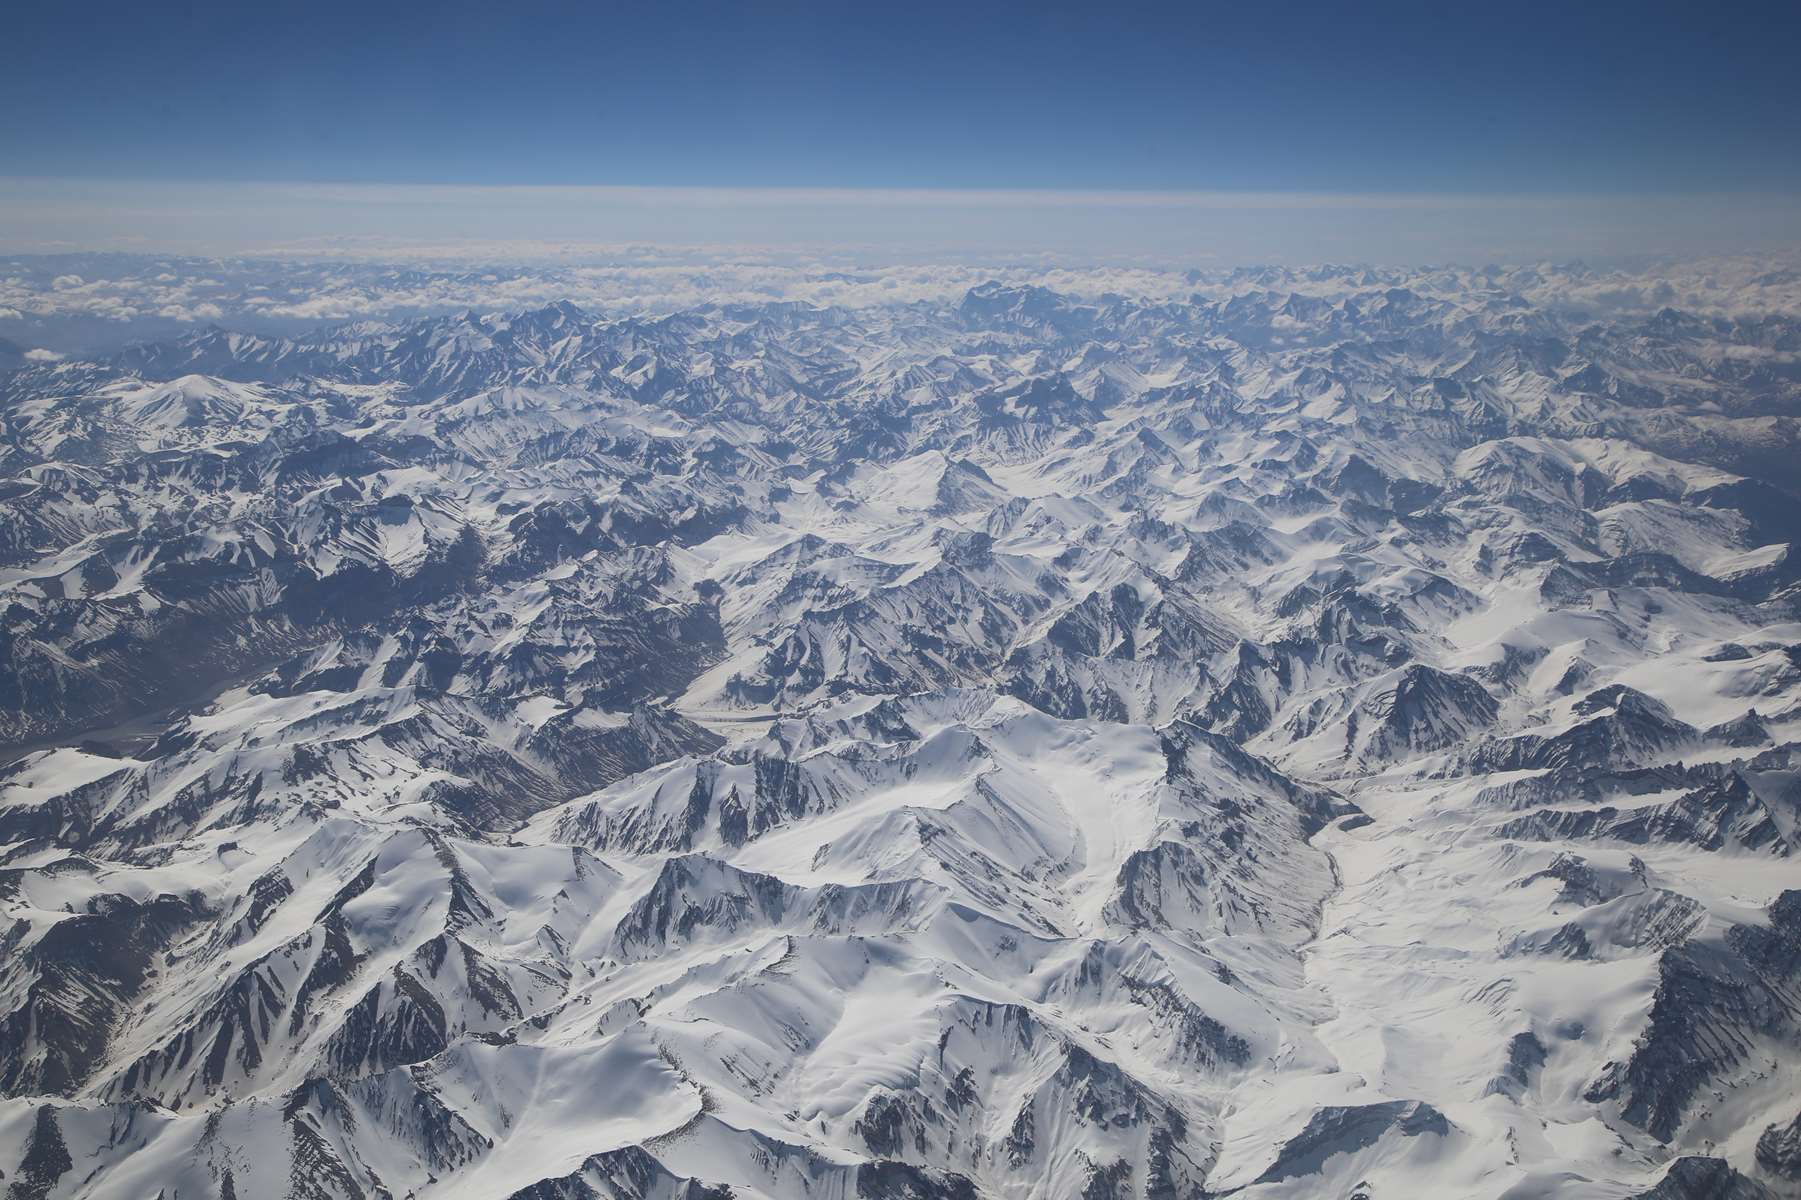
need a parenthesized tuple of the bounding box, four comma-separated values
(0, 261, 1798, 1199)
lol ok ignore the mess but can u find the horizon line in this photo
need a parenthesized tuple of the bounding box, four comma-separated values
(7, 178, 1801, 211)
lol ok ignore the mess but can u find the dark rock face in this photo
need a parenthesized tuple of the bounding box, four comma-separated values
(5, 1107, 72, 1200)
(1249, 1101, 1451, 1185)
(1587, 891, 1801, 1144)
(1757, 1109, 1801, 1181)
(1496, 774, 1789, 856)
(504, 1146, 733, 1200)
(1517, 851, 1635, 908)
(1486, 1031, 1548, 1099)
(1468, 686, 1701, 774)
(0, 891, 204, 1096)
(1356, 664, 1499, 760)
(1627, 1156, 1775, 1200)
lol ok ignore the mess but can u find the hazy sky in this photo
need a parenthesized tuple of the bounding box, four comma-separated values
(6, 0, 1800, 261)
(7, 180, 1801, 266)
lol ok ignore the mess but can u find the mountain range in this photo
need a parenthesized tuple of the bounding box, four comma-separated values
(0, 265, 1798, 1199)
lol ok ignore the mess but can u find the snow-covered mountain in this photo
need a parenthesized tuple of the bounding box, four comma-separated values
(1, 265, 1798, 1199)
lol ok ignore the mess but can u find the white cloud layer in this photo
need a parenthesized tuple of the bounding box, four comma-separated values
(4, 250, 1800, 359)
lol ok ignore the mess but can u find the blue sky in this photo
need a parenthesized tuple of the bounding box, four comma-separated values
(5, 1, 1799, 261)
(9, 0, 1799, 192)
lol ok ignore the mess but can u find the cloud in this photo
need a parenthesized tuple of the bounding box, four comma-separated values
(23, 348, 63, 362)
(4, 250, 1801, 360)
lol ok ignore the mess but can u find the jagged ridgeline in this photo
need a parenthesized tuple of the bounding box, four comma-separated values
(0, 270, 1798, 1199)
